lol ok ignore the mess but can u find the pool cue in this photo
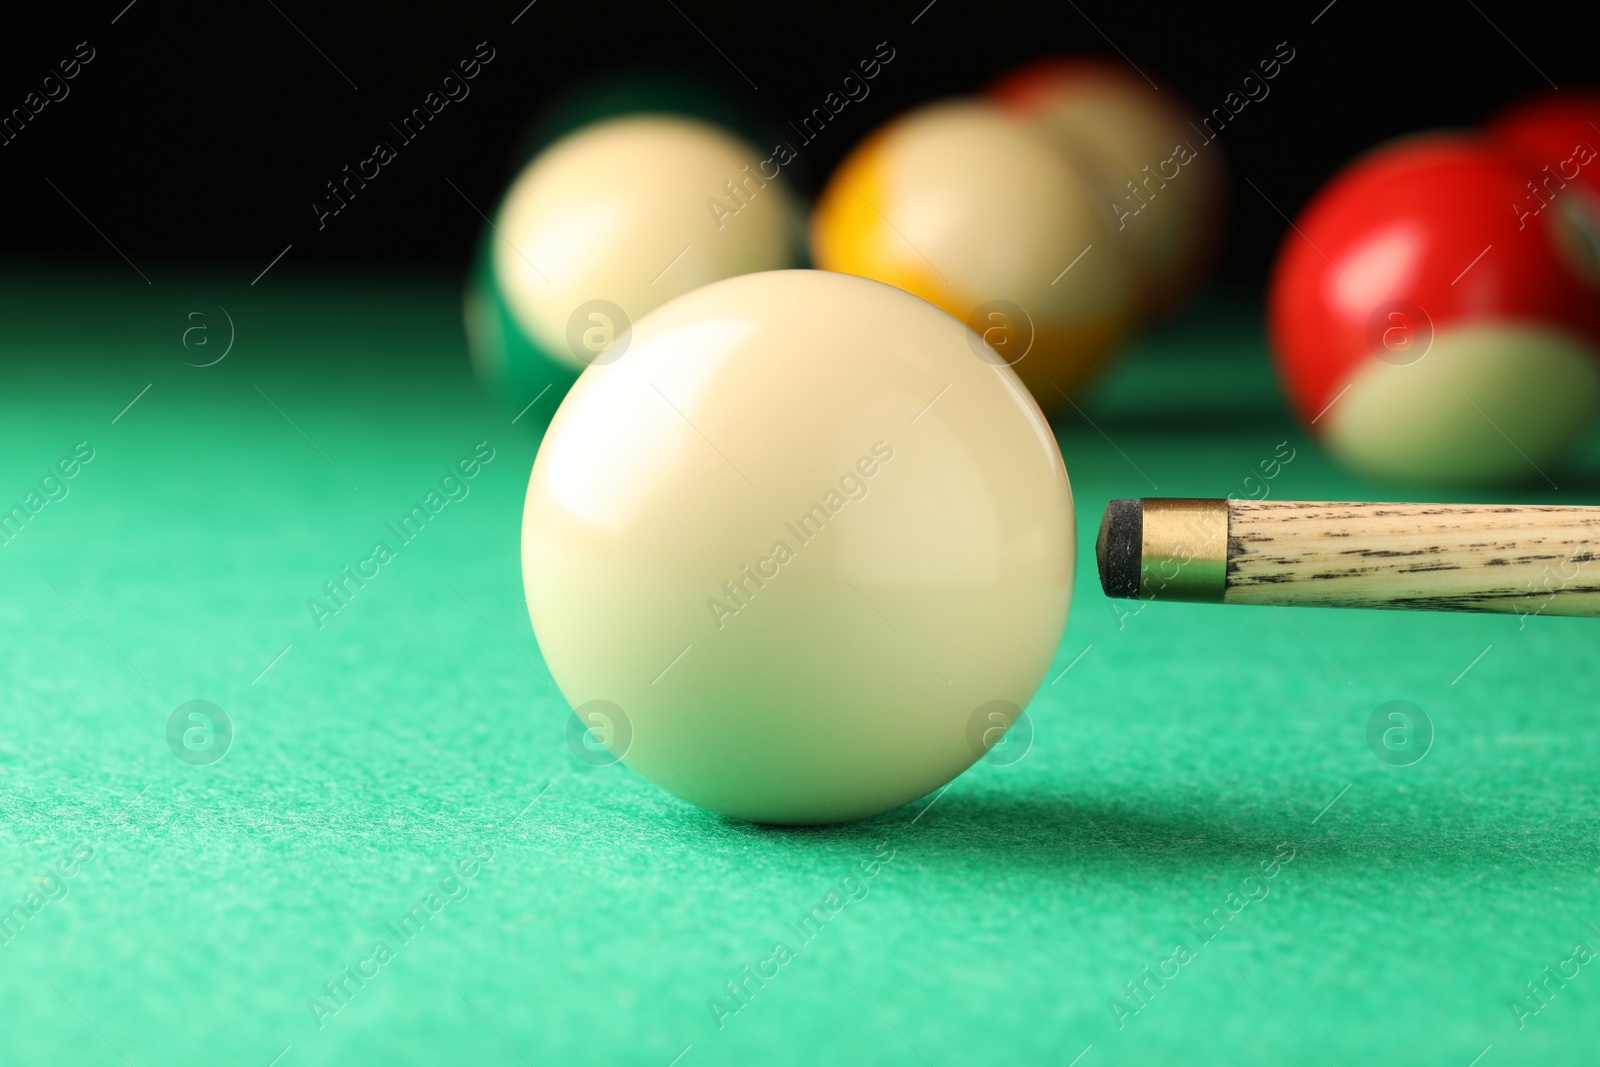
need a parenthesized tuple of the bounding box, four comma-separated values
(1097, 498, 1600, 617)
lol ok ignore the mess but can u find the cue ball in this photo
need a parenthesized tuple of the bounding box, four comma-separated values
(522, 270, 1075, 824)
(1269, 134, 1600, 485)
(465, 114, 803, 415)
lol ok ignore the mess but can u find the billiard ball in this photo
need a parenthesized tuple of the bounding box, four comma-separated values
(465, 114, 804, 418)
(810, 99, 1140, 409)
(1487, 89, 1600, 239)
(522, 269, 1074, 824)
(989, 57, 1228, 319)
(1269, 134, 1600, 485)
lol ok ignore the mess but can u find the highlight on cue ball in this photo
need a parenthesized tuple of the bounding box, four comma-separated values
(521, 269, 1075, 825)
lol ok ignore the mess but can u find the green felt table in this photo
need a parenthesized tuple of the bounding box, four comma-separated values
(3, 270, 1599, 1066)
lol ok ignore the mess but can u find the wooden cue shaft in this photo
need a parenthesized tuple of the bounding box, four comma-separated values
(1096, 498, 1600, 617)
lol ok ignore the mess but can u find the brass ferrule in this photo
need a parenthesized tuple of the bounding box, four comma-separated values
(1139, 498, 1228, 603)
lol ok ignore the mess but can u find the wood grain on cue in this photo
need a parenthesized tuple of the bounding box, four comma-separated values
(1096, 498, 1600, 617)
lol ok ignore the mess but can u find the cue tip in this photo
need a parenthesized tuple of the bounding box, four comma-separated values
(1097, 499, 1143, 600)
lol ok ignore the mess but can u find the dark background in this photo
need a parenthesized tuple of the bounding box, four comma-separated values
(2, 0, 1596, 281)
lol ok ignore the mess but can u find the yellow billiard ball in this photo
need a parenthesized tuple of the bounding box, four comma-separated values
(810, 99, 1141, 410)
(522, 270, 1075, 824)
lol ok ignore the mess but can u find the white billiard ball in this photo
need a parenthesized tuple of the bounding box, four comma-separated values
(522, 269, 1074, 824)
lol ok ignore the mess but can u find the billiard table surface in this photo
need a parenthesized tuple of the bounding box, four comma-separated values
(3, 269, 1599, 1066)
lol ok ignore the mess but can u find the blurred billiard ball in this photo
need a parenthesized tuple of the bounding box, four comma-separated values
(988, 56, 1228, 319)
(1487, 87, 1600, 210)
(464, 113, 805, 418)
(1269, 134, 1600, 485)
(811, 99, 1140, 409)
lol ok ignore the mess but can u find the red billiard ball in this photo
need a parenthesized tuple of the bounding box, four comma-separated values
(988, 57, 1228, 319)
(1484, 88, 1600, 191)
(1268, 134, 1600, 485)
(1487, 88, 1600, 211)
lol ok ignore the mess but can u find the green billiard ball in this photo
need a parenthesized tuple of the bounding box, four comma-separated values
(465, 111, 804, 420)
